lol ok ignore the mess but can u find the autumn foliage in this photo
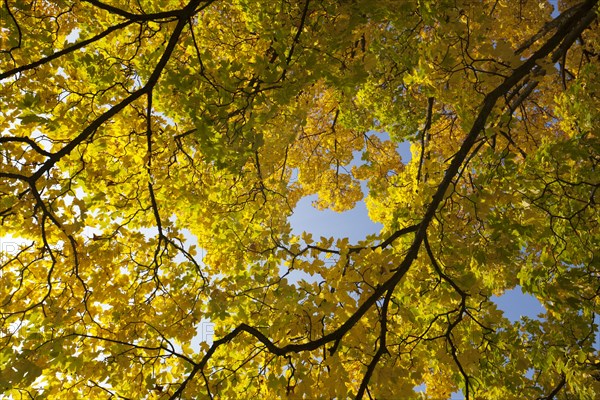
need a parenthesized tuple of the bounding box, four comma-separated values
(0, 0, 599, 398)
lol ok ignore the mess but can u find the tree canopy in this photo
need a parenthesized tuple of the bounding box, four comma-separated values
(0, 0, 599, 398)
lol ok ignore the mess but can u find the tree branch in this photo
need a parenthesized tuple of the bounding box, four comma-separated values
(0, 21, 133, 81)
(30, 0, 209, 183)
(417, 97, 435, 183)
(168, 2, 598, 397)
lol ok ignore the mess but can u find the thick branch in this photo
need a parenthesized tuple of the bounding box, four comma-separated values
(169, 2, 598, 397)
(280, 0, 310, 80)
(0, 21, 132, 81)
(417, 97, 435, 182)
(0, 136, 53, 157)
(355, 289, 392, 399)
(29, 0, 208, 183)
(537, 374, 567, 400)
(298, 224, 419, 256)
(82, 0, 183, 21)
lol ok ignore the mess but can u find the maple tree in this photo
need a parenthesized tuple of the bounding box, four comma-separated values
(0, 0, 599, 398)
